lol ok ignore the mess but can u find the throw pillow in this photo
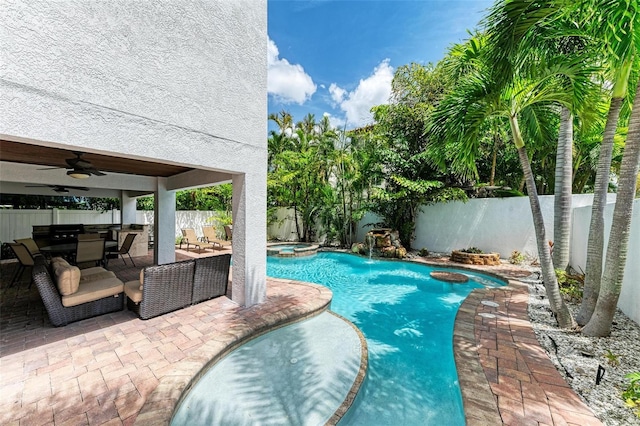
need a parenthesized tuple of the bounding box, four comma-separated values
(55, 264, 81, 295)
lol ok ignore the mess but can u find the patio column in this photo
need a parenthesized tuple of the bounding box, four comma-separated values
(231, 171, 266, 306)
(121, 191, 137, 225)
(154, 177, 176, 265)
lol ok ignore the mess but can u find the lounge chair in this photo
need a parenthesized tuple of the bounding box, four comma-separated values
(181, 228, 215, 252)
(202, 226, 231, 250)
(224, 224, 233, 241)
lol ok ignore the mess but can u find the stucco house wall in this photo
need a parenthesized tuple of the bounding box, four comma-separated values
(0, 0, 267, 305)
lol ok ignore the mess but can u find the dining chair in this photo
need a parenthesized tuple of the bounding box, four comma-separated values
(14, 238, 43, 258)
(109, 233, 137, 266)
(8, 242, 35, 287)
(75, 239, 106, 267)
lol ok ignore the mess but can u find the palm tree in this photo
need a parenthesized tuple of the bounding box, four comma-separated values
(430, 34, 597, 328)
(577, 0, 639, 325)
(484, 0, 604, 272)
(582, 81, 640, 336)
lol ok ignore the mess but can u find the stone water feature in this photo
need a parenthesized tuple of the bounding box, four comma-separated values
(351, 228, 407, 259)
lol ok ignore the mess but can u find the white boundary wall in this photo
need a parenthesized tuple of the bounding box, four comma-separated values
(570, 200, 640, 325)
(354, 194, 637, 325)
(411, 194, 612, 257)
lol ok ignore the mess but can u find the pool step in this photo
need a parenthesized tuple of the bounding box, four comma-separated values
(172, 311, 367, 425)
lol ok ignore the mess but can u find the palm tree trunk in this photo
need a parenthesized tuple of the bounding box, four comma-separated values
(490, 134, 498, 186)
(553, 107, 573, 271)
(293, 204, 302, 241)
(583, 82, 640, 337)
(576, 97, 623, 324)
(510, 116, 576, 328)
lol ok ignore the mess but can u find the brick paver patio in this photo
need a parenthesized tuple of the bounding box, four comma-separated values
(1, 249, 603, 424)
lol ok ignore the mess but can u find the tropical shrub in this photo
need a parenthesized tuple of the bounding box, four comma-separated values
(509, 250, 525, 264)
(555, 269, 583, 302)
(622, 372, 640, 418)
(461, 247, 483, 254)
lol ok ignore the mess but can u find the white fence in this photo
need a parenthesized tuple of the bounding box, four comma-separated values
(0, 209, 226, 245)
(0, 209, 121, 243)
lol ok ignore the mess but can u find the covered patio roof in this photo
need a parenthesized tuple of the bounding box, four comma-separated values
(0, 138, 232, 198)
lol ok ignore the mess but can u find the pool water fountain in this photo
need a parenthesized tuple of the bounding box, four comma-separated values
(352, 228, 407, 259)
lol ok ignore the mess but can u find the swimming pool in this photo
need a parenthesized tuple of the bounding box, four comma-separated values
(267, 252, 505, 425)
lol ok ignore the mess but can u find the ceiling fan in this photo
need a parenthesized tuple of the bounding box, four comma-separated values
(26, 184, 90, 194)
(40, 151, 106, 178)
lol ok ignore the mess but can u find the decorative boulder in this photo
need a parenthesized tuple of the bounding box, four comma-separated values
(362, 229, 407, 259)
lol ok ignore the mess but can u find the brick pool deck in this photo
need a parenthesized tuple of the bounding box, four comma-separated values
(0, 250, 602, 425)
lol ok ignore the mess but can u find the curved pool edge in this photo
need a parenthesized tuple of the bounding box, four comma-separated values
(134, 278, 333, 425)
(170, 310, 368, 426)
(325, 311, 369, 426)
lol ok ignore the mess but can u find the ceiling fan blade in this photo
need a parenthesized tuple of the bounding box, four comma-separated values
(89, 169, 107, 176)
(37, 166, 64, 171)
(25, 184, 89, 191)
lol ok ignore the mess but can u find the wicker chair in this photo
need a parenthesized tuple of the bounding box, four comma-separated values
(125, 255, 231, 320)
(127, 260, 196, 320)
(31, 258, 124, 327)
(192, 254, 231, 304)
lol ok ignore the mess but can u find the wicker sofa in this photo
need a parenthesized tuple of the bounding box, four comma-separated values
(124, 254, 231, 320)
(32, 257, 125, 327)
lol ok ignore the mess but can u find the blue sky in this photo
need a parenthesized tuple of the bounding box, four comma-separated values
(267, 0, 494, 130)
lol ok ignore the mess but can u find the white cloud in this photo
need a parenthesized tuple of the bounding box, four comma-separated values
(329, 83, 346, 106)
(323, 112, 346, 130)
(330, 59, 393, 127)
(267, 38, 316, 104)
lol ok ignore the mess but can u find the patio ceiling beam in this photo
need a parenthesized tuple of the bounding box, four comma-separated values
(165, 169, 232, 191)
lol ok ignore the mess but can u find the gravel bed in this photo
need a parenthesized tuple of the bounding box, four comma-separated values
(525, 273, 640, 425)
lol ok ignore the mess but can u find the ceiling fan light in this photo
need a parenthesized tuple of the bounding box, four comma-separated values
(67, 170, 91, 179)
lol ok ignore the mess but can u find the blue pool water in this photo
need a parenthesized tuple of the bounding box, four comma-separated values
(267, 252, 505, 425)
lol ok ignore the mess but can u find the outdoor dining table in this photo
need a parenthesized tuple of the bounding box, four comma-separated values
(40, 241, 118, 259)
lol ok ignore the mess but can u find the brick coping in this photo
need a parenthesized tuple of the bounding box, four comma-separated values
(451, 274, 603, 425)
